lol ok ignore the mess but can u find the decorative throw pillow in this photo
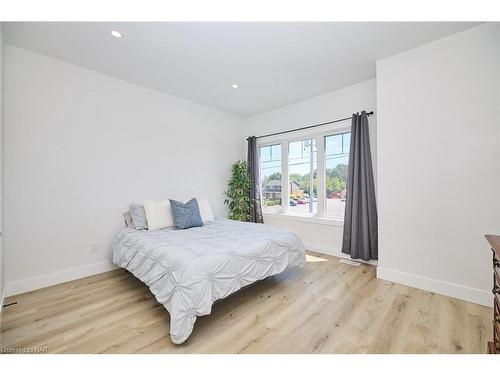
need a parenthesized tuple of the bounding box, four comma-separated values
(129, 204, 148, 230)
(123, 211, 135, 228)
(169, 198, 204, 230)
(143, 200, 174, 230)
(196, 197, 215, 223)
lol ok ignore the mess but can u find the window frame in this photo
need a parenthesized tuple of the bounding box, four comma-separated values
(288, 138, 317, 215)
(324, 131, 351, 220)
(257, 122, 351, 224)
(258, 143, 283, 214)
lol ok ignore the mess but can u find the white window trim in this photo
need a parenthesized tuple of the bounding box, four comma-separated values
(263, 212, 345, 227)
(258, 122, 351, 223)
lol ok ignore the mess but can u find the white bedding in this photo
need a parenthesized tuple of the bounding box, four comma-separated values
(111, 219, 306, 344)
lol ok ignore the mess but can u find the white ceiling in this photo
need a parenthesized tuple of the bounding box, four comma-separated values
(5, 22, 480, 117)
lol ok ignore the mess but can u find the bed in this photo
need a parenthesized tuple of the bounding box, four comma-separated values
(111, 218, 306, 344)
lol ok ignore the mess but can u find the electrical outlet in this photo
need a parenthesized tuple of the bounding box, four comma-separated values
(90, 242, 100, 254)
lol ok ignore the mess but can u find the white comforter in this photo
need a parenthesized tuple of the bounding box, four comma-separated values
(111, 219, 306, 344)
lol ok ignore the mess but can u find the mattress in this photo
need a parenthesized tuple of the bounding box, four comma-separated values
(111, 219, 306, 344)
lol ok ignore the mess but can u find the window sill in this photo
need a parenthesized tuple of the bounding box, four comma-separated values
(262, 212, 344, 227)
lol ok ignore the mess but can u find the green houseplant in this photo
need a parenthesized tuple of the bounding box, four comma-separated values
(224, 160, 253, 221)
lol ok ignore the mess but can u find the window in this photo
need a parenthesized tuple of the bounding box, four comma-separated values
(259, 144, 282, 213)
(258, 127, 351, 222)
(288, 139, 317, 214)
(325, 132, 350, 220)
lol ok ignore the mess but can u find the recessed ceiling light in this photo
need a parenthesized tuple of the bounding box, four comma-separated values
(110, 30, 122, 38)
(232, 84, 239, 89)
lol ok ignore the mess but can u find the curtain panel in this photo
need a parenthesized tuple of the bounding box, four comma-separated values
(247, 136, 264, 223)
(341, 111, 378, 260)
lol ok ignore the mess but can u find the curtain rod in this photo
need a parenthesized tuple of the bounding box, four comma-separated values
(250, 110, 374, 140)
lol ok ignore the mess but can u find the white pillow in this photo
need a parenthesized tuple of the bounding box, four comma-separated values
(143, 200, 174, 230)
(196, 197, 215, 223)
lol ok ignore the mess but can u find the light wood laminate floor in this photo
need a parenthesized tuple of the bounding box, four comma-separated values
(0, 252, 492, 354)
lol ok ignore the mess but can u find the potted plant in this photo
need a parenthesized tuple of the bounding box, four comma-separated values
(224, 160, 253, 221)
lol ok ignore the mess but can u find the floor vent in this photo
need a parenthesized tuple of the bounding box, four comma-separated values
(339, 259, 361, 267)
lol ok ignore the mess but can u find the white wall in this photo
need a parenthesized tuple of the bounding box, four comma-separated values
(243, 79, 377, 259)
(4, 46, 244, 296)
(0, 23, 5, 308)
(376, 23, 500, 306)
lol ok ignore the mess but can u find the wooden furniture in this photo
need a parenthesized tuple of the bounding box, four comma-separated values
(485, 234, 500, 354)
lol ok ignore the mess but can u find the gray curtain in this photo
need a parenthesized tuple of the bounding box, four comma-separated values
(247, 136, 264, 223)
(341, 111, 378, 260)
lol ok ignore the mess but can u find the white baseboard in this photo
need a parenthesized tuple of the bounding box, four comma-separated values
(5, 261, 118, 297)
(377, 266, 492, 307)
(4, 249, 492, 309)
(303, 241, 378, 266)
(305, 241, 491, 307)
